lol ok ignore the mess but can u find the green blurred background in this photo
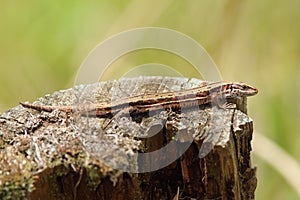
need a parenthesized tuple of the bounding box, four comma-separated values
(1, 0, 300, 199)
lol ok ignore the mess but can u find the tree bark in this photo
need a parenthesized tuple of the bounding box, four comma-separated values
(0, 77, 257, 200)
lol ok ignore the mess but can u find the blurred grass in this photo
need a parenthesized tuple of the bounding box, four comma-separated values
(1, 0, 300, 199)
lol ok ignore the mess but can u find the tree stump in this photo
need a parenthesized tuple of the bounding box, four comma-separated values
(0, 77, 257, 200)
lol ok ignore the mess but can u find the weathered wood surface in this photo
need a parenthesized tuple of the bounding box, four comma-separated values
(0, 77, 257, 200)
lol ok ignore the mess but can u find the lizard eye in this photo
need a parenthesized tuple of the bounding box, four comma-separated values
(241, 83, 248, 90)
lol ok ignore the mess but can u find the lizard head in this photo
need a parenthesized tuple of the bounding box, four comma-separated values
(228, 82, 258, 98)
